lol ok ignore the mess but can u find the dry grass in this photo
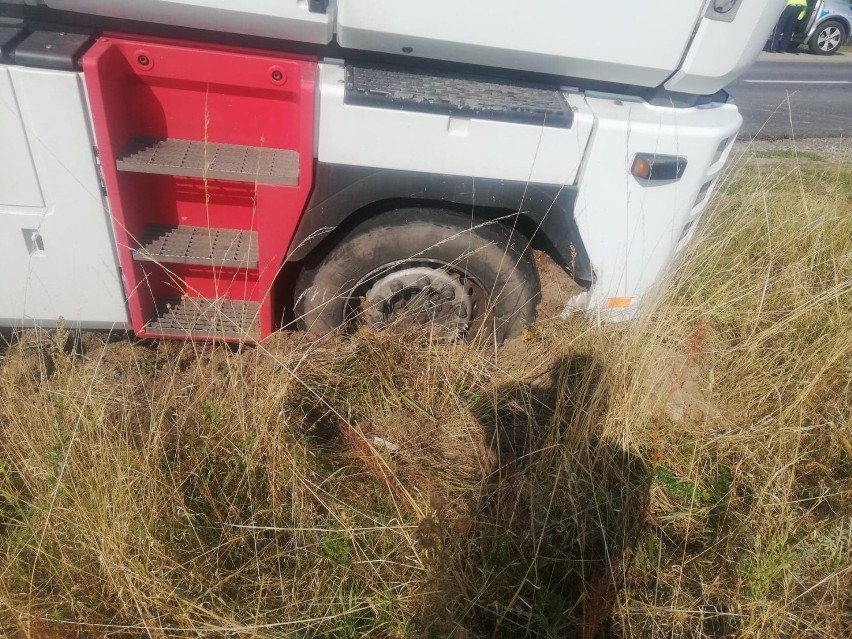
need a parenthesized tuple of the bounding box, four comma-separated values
(1, 149, 850, 638)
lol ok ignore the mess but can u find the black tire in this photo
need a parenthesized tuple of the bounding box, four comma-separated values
(808, 20, 847, 55)
(294, 208, 540, 343)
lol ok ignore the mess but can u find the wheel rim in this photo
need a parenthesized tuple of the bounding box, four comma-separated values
(818, 26, 841, 51)
(344, 260, 488, 339)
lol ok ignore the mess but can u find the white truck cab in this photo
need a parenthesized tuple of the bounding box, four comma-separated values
(0, 0, 786, 342)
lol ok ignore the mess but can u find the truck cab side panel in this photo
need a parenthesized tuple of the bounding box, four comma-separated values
(0, 64, 129, 329)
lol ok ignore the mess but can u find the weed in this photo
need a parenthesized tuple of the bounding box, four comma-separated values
(201, 395, 223, 426)
(655, 466, 712, 504)
(739, 534, 795, 601)
(135, 351, 167, 376)
(322, 530, 352, 564)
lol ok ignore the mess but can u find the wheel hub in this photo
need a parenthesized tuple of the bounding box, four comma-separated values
(818, 27, 841, 51)
(360, 266, 474, 336)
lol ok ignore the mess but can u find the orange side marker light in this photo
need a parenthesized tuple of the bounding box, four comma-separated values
(631, 157, 653, 180)
(606, 297, 633, 309)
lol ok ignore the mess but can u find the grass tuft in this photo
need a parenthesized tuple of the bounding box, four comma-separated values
(1, 150, 850, 638)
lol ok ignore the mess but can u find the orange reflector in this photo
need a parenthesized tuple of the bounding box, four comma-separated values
(631, 157, 652, 179)
(606, 297, 633, 309)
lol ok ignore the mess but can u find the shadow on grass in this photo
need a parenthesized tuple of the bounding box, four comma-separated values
(420, 354, 651, 638)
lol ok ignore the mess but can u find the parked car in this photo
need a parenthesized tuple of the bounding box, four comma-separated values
(792, 0, 852, 54)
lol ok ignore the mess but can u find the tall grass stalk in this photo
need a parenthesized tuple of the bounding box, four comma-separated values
(0, 151, 849, 638)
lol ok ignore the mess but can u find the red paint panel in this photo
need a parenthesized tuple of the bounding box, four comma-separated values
(83, 34, 316, 342)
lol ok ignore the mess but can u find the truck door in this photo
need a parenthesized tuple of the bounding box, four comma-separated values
(799, 0, 823, 35)
(0, 59, 129, 329)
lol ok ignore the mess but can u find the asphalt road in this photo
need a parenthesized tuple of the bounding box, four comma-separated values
(726, 51, 852, 139)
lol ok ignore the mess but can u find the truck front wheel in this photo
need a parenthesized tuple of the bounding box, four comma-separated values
(294, 208, 540, 342)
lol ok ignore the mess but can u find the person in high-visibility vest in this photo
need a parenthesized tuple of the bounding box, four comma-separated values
(766, 0, 808, 53)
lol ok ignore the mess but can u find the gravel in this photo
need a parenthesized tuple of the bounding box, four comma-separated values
(734, 136, 852, 163)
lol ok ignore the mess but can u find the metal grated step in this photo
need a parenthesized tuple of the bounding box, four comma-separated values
(133, 225, 259, 268)
(145, 298, 260, 340)
(117, 137, 299, 186)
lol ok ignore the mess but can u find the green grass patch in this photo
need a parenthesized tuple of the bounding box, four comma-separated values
(756, 148, 827, 162)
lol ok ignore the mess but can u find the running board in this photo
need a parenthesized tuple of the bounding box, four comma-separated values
(116, 137, 300, 186)
(133, 225, 259, 268)
(145, 298, 260, 341)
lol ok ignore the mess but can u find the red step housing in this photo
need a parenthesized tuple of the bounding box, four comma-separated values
(83, 34, 316, 342)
